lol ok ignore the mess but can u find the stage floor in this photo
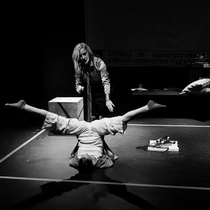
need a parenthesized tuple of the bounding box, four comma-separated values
(0, 116, 210, 210)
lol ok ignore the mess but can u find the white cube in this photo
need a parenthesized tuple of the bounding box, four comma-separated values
(48, 97, 84, 120)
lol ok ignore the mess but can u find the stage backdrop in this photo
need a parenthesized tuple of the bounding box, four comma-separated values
(85, 0, 210, 66)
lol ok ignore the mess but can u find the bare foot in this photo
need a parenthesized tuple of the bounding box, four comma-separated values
(5, 100, 26, 109)
(147, 100, 166, 110)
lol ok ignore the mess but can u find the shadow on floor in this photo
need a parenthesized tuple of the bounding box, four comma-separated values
(9, 169, 159, 210)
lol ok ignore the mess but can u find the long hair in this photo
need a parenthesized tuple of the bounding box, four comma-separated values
(72, 43, 94, 72)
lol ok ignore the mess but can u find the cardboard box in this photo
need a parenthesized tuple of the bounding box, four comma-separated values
(48, 97, 84, 120)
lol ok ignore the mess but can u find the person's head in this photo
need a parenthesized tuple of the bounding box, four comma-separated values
(78, 154, 94, 173)
(72, 43, 94, 70)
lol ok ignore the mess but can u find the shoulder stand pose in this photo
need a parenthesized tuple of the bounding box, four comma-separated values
(5, 100, 166, 173)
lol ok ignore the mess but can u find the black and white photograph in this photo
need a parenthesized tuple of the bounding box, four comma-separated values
(1, 1, 210, 209)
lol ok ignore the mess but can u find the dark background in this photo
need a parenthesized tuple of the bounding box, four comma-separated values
(1, 1, 210, 117)
(2, 2, 85, 111)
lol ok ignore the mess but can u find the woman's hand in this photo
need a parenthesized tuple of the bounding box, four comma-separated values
(106, 100, 115, 112)
(76, 85, 84, 93)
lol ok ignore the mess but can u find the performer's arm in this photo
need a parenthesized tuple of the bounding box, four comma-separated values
(97, 58, 115, 112)
(75, 66, 84, 94)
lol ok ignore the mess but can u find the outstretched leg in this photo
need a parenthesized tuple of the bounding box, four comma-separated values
(5, 100, 26, 109)
(5, 100, 48, 119)
(122, 100, 166, 124)
(5, 99, 166, 123)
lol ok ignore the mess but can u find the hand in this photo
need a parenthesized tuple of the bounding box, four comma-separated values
(106, 100, 115, 112)
(76, 85, 84, 93)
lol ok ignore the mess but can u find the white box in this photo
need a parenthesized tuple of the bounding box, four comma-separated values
(48, 97, 84, 120)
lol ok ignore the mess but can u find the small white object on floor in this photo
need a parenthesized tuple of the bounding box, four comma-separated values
(148, 140, 179, 152)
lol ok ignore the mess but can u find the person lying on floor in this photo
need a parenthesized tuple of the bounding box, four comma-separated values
(5, 100, 166, 173)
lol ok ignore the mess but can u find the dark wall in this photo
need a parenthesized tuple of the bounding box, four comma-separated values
(86, 1, 210, 55)
(2, 2, 85, 110)
(2, 1, 209, 118)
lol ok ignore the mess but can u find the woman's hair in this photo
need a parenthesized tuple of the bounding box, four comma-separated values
(72, 43, 94, 72)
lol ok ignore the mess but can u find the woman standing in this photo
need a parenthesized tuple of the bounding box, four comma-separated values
(72, 43, 115, 121)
